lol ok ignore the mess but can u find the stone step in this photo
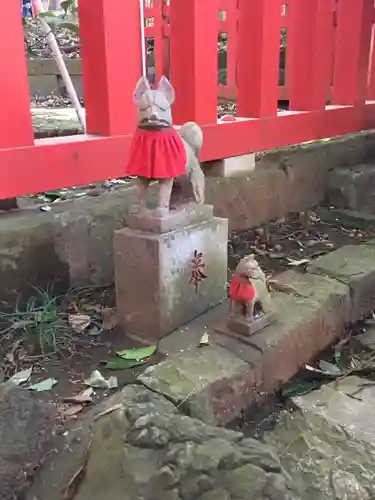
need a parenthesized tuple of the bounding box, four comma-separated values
(326, 163, 375, 213)
(266, 376, 375, 499)
(138, 240, 375, 426)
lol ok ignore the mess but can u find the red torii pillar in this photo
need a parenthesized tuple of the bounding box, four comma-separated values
(0, 2, 33, 149)
(0, 1, 34, 206)
(78, 0, 141, 137)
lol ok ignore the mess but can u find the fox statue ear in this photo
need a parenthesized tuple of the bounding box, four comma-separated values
(134, 76, 151, 104)
(157, 76, 175, 105)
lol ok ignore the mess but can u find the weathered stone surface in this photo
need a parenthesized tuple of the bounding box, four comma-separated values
(208, 131, 375, 230)
(126, 203, 214, 234)
(326, 163, 375, 213)
(27, 385, 298, 500)
(139, 345, 253, 426)
(145, 270, 349, 424)
(308, 244, 375, 321)
(0, 211, 68, 308)
(294, 376, 375, 448)
(0, 383, 56, 500)
(53, 190, 143, 287)
(267, 377, 375, 499)
(114, 217, 228, 341)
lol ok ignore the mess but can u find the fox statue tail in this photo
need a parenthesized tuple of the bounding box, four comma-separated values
(179, 122, 203, 157)
(178, 121, 205, 205)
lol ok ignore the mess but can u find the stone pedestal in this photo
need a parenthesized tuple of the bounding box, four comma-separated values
(227, 312, 276, 336)
(114, 204, 228, 341)
(214, 312, 276, 343)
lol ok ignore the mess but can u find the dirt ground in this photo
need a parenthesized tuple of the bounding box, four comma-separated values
(1, 207, 373, 424)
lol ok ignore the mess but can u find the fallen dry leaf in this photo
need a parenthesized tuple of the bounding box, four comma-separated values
(286, 257, 311, 267)
(9, 366, 33, 386)
(64, 404, 84, 418)
(63, 394, 93, 405)
(69, 314, 91, 333)
(198, 332, 210, 347)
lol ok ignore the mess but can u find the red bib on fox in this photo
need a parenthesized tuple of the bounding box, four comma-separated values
(229, 275, 255, 306)
(125, 127, 186, 179)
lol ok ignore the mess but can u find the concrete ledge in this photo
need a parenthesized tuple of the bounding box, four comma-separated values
(325, 163, 375, 213)
(139, 243, 375, 425)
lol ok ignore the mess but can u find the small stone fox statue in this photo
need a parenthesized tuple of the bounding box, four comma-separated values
(229, 254, 274, 322)
(125, 76, 205, 217)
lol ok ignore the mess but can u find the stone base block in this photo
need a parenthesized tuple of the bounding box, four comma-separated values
(227, 312, 277, 337)
(114, 216, 228, 341)
(211, 313, 276, 345)
(204, 154, 256, 178)
(127, 203, 213, 234)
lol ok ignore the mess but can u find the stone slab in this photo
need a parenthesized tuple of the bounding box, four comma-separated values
(267, 386, 375, 499)
(126, 203, 214, 234)
(139, 345, 255, 426)
(114, 217, 228, 341)
(293, 376, 375, 449)
(326, 163, 375, 213)
(139, 270, 349, 425)
(307, 244, 375, 321)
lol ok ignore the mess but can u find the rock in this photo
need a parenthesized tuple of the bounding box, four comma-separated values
(201, 489, 231, 500)
(191, 439, 235, 472)
(27, 384, 298, 500)
(222, 464, 268, 497)
(0, 383, 56, 500)
(331, 470, 370, 500)
(266, 378, 375, 499)
(294, 376, 375, 448)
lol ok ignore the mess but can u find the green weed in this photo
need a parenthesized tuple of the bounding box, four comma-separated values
(0, 285, 71, 354)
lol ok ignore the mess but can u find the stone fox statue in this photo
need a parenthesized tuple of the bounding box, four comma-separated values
(229, 254, 273, 321)
(125, 75, 205, 217)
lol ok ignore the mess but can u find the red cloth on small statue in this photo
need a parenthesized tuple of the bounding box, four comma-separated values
(229, 275, 255, 310)
(125, 127, 187, 179)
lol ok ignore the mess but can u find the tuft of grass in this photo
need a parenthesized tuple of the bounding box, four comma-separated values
(0, 285, 71, 354)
